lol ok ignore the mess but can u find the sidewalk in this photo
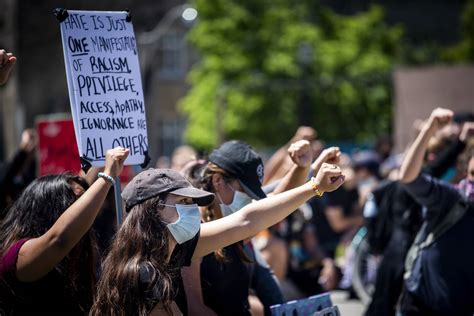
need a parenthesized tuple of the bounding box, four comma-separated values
(330, 291, 366, 316)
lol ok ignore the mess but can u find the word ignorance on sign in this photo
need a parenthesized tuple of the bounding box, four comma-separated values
(60, 11, 148, 166)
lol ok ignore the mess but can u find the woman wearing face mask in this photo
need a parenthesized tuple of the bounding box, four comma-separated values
(180, 140, 313, 316)
(91, 154, 344, 316)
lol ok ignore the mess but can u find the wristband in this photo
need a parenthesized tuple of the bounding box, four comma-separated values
(310, 177, 324, 197)
(98, 172, 116, 185)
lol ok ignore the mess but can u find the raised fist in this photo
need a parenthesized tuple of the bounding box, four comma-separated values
(288, 140, 313, 168)
(104, 147, 130, 178)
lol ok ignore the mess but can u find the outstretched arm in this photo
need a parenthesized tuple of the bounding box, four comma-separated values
(16, 147, 129, 282)
(399, 108, 454, 183)
(263, 126, 316, 184)
(271, 140, 313, 195)
(194, 163, 344, 259)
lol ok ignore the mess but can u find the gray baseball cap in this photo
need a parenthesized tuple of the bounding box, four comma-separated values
(122, 168, 215, 211)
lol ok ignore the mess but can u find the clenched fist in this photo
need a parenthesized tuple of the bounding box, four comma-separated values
(104, 147, 130, 178)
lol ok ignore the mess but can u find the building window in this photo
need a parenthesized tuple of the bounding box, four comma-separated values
(158, 32, 187, 80)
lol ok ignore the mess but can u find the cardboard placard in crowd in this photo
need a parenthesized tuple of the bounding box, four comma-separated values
(59, 10, 148, 167)
(37, 115, 81, 176)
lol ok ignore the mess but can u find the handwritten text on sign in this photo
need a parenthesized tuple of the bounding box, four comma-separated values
(60, 11, 148, 166)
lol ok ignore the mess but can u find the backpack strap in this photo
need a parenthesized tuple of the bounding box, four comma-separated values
(404, 200, 467, 280)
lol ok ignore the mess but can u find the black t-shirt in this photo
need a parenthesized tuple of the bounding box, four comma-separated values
(201, 242, 252, 316)
(140, 231, 200, 315)
(325, 186, 359, 216)
(309, 187, 359, 256)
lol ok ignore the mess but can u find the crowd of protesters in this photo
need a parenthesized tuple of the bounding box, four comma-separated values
(1, 47, 474, 316)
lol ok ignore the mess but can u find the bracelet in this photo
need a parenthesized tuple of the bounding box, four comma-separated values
(310, 177, 324, 197)
(98, 172, 116, 185)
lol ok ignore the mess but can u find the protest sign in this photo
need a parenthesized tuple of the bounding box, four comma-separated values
(270, 293, 333, 316)
(59, 10, 148, 167)
(313, 306, 340, 316)
(37, 115, 81, 176)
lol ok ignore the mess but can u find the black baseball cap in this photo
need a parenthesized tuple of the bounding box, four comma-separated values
(122, 168, 215, 211)
(209, 140, 266, 200)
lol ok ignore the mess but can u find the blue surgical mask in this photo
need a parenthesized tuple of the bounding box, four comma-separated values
(218, 183, 253, 217)
(161, 203, 201, 244)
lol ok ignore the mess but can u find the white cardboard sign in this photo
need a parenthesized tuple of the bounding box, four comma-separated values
(60, 10, 148, 166)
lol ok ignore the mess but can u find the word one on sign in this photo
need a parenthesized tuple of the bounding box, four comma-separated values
(59, 10, 148, 167)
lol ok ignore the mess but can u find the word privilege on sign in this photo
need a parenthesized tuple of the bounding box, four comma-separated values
(77, 75, 137, 97)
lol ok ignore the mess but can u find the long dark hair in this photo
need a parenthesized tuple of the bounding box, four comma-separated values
(91, 194, 176, 316)
(0, 174, 97, 312)
(185, 162, 252, 263)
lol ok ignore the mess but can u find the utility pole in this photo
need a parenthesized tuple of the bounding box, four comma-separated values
(0, 0, 20, 159)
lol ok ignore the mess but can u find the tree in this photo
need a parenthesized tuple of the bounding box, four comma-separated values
(442, 0, 474, 62)
(179, 0, 403, 151)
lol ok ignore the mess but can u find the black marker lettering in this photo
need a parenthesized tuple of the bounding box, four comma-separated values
(68, 37, 90, 54)
(89, 56, 131, 74)
(77, 75, 137, 97)
(80, 117, 135, 130)
(90, 35, 137, 55)
(111, 134, 148, 155)
(85, 137, 106, 160)
(63, 13, 89, 30)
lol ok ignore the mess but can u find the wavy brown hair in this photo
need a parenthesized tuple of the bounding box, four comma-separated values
(90, 194, 179, 316)
(185, 162, 252, 263)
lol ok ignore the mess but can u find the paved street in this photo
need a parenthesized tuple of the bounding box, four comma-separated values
(330, 291, 366, 316)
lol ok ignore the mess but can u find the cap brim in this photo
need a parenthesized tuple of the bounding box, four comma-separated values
(239, 180, 267, 200)
(170, 187, 215, 206)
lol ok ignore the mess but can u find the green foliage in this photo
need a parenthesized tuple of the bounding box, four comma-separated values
(442, 0, 474, 62)
(179, 0, 403, 150)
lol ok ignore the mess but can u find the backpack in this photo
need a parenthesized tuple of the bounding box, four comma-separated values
(404, 200, 469, 281)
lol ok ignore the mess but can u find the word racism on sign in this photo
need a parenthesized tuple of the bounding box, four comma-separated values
(60, 10, 148, 166)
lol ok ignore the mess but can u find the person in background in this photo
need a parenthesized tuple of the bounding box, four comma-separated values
(277, 146, 342, 298)
(365, 116, 474, 316)
(263, 126, 319, 185)
(398, 108, 474, 316)
(171, 145, 198, 172)
(182, 140, 312, 316)
(0, 147, 129, 315)
(283, 205, 341, 298)
(0, 48, 16, 86)
(322, 154, 363, 252)
(0, 129, 37, 219)
(155, 156, 171, 169)
(423, 113, 474, 183)
(375, 134, 393, 164)
(91, 160, 344, 316)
